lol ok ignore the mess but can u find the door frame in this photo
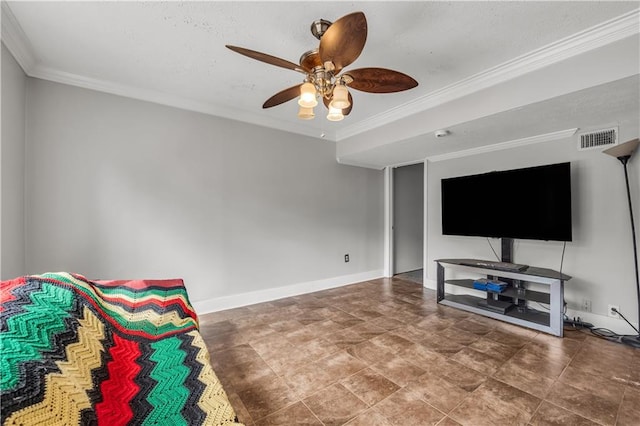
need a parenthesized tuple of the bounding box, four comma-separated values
(383, 160, 428, 280)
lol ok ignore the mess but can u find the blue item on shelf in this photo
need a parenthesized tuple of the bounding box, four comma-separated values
(473, 279, 490, 290)
(473, 278, 508, 293)
(486, 281, 508, 293)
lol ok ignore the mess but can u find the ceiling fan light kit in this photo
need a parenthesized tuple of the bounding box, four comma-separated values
(298, 81, 318, 108)
(327, 105, 345, 122)
(226, 11, 418, 122)
(297, 105, 315, 120)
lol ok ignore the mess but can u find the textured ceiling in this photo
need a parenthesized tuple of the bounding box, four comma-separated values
(3, 1, 640, 162)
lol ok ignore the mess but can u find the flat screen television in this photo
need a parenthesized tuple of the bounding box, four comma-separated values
(441, 162, 572, 241)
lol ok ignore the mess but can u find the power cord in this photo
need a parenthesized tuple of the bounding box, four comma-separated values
(487, 238, 500, 261)
(611, 307, 639, 334)
(588, 307, 640, 348)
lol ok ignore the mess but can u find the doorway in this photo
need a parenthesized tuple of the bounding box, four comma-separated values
(392, 163, 424, 282)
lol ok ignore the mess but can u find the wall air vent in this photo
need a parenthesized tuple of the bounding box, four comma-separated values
(577, 127, 618, 151)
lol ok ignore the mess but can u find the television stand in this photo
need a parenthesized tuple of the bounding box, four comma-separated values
(435, 259, 571, 336)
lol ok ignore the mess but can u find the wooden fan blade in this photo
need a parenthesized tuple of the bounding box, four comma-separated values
(322, 92, 353, 116)
(319, 12, 367, 73)
(226, 45, 303, 72)
(263, 84, 301, 108)
(345, 68, 418, 93)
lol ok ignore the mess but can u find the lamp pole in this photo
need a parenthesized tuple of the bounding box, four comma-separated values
(619, 155, 640, 343)
(604, 138, 640, 346)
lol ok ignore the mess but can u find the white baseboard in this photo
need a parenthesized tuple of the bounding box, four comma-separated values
(192, 270, 384, 316)
(424, 279, 437, 291)
(423, 279, 637, 335)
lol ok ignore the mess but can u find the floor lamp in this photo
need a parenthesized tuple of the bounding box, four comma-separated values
(603, 138, 640, 347)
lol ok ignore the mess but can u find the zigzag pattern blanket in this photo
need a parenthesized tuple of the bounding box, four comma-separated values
(1, 272, 242, 426)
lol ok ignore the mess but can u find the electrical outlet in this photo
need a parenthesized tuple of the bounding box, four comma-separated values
(344, 254, 349, 263)
(608, 304, 620, 318)
(581, 298, 591, 312)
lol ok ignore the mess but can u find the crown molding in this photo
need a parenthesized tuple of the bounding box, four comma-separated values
(336, 8, 640, 141)
(29, 64, 334, 141)
(426, 128, 578, 163)
(1, 1, 36, 72)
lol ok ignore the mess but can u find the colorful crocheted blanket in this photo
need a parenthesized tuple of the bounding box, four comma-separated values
(1, 272, 242, 426)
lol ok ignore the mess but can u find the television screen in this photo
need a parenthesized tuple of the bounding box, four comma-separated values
(441, 162, 572, 241)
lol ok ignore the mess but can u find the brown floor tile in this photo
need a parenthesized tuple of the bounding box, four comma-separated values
(492, 359, 557, 399)
(397, 342, 448, 370)
(449, 378, 540, 425)
(506, 346, 570, 379)
(375, 388, 445, 426)
(315, 350, 368, 382)
(227, 391, 255, 425)
(391, 324, 439, 344)
(370, 356, 426, 387)
(557, 366, 625, 403)
(569, 339, 635, 384)
(324, 328, 369, 348)
(268, 318, 305, 333)
(532, 332, 584, 355)
(452, 317, 496, 335)
(369, 332, 416, 354)
(468, 336, 519, 362)
(368, 315, 406, 331)
(348, 321, 388, 340)
(254, 402, 322, 425)
(284, 364, 339, 400)
(206, 330, 251, 352)
(545, 367, 624, 426)
(436, 326, 481, 346)
(495, 321, 540, 339)
(450, 346, 504, 375)
(529, 401, 599, 425)
(303, 383, 368, 426)
(199, 306, 253, 323)
(237, 376, 298, 421)
(405, 372, 470, 413)
(344, 408, 393, 425)
(618, 386, 640, 426)
(285, 325, 323, 344)
(350, 308, 384, 321)
(484, 328, 531, 348)
(210, 343, 263, 369)
(346, 340, 396, 366)
(220, 358, 279, 391)
(436, 417, 463, 426)
(419, 331, 466, 355)
(415, 313, 459, 329)
(426, 359, 488, 392)
(340, 367, 401, 406)
(199, 319, 239, 336)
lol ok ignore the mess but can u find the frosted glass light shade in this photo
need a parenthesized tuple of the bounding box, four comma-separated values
(298, 82, 318, 107)
(326, 106, 344, 122)
(297, 105, 315, 120)
(330, 84, 350, 109)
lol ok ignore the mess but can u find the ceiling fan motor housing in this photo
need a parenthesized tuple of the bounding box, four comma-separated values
(311, 19, 332, 40)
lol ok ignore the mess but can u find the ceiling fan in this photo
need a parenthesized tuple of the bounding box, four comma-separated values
(226, 11, 418, 122)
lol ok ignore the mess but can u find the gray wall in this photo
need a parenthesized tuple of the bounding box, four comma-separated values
(24, 78, 383, 304)
(426, 124, 640, 326)
(1, 43, 27, 279)
(393, 163, 423, 274)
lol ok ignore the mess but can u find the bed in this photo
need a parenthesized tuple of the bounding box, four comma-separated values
(1, 272, 242, 425)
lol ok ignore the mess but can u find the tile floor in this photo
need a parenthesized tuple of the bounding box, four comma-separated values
(198, 277, 640, 426)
